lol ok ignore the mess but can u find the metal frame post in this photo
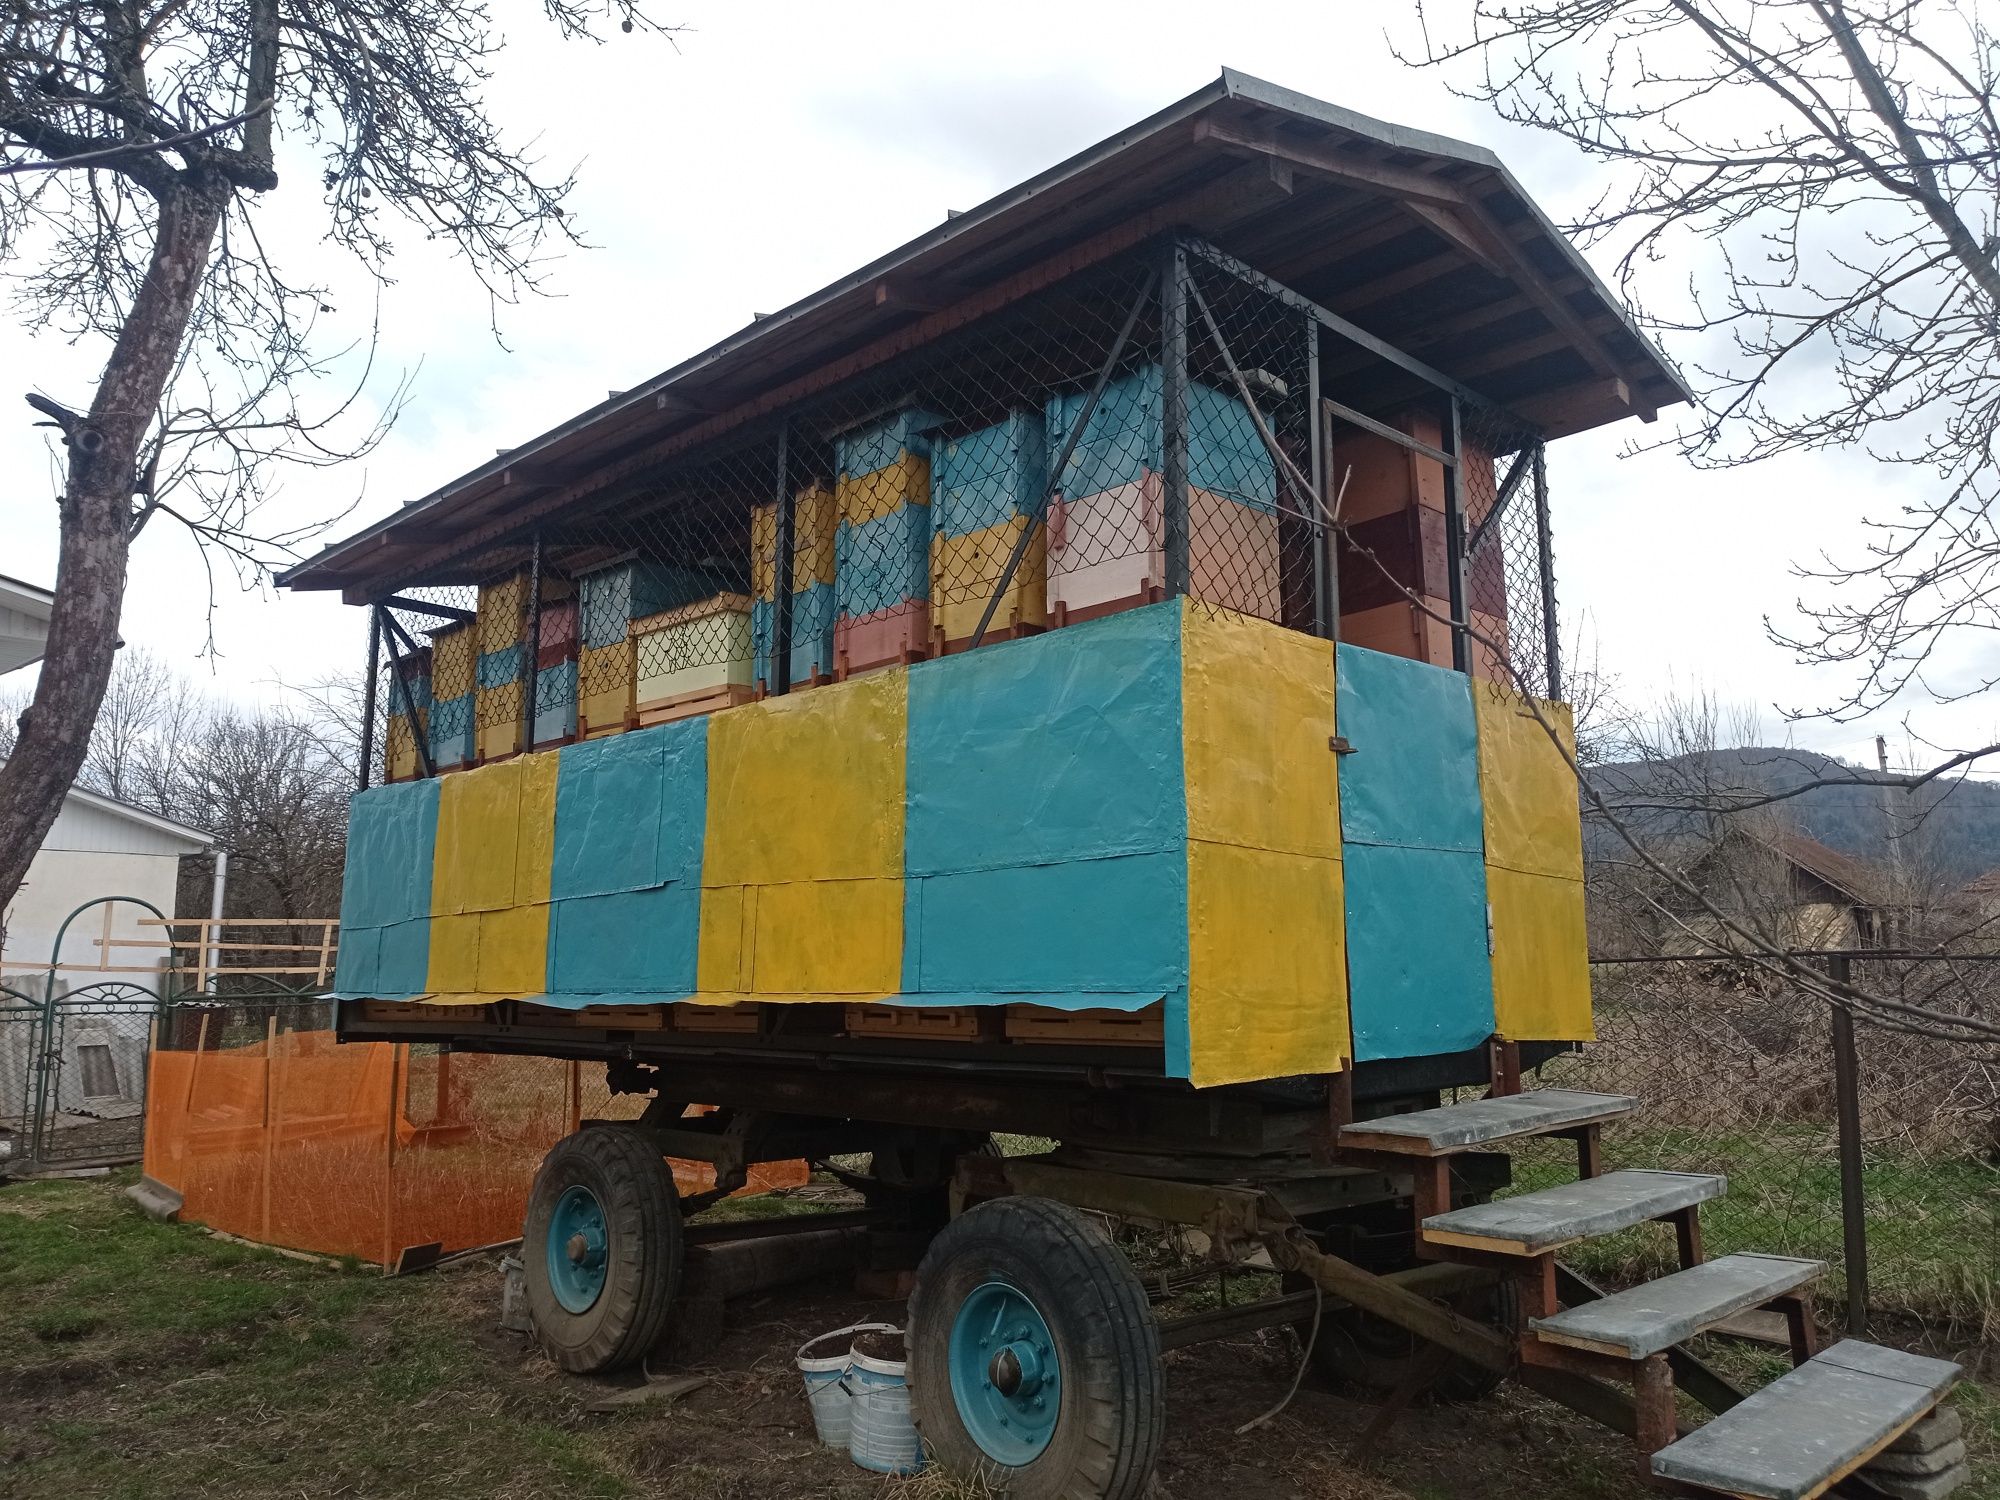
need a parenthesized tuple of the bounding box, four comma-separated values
(1306, 310, 1333, 639)
(1440, 396, 1470, 674)
(1532, 442, 1561, 700)
(772, 421, 794, 694)
(1161, 240, 1191, 599)
(358, 606, 381, 792)
(524, 530, 543, 753)
(1828, 953, 1869, 1335)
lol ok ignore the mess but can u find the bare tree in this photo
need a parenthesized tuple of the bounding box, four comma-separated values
(1403, 0, 2000, 721)
(0, 0, 676, 922)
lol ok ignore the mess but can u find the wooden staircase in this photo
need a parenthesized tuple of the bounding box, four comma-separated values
(1336, 1089, 1970, 1499)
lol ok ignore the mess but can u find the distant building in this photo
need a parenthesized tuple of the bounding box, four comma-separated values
(0, 767, 215, 990)
(0, 574, 52, 675)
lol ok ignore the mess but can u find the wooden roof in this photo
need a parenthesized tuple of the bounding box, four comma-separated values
(281, 70, 1686, 600)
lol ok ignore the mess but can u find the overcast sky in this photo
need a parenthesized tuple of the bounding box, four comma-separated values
(3, 0, 1992, 775)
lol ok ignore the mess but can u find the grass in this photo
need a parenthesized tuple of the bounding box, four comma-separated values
(2, 1170, 1993, 1499)
(1506, 1124, 2000, 1342)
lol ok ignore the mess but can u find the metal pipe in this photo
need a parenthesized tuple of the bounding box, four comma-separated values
(1161, 240, 1191, 599)
(377, 610, 437, 780)
(1441, 397, 1470, 674)
(206, 849, 229, 996)
(1829, 952, 1869, 1335)
(1533, 443, 1561, 700)
(772, 421, 794, 693)
(1306, 310, 1332, 639)
(524, 532, 543, 753)
(357, 606, 381, 793)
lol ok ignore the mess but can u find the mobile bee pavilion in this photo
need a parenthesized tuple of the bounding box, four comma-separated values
(282, 72, 1963, 1500)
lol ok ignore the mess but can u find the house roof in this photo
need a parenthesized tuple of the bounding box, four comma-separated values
(0, 574, 53, 676)
(279, 68, 1687, 601)
(1759, 829, 1880, 908)
(0, 762, 215, 853)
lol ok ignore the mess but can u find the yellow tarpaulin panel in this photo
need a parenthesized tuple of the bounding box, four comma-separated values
(1474, 689, 1583, 880)
(1475, 686, 1591, 1040)
(1182, 608, 1340, 858)
(432, 758, 522, 915)
(513, 749, 559, 907)
(1486, 865, 1593, 1041)
(703, 671, 906, 885)
(744, 878, 903, 995)
(425, 912, 481, 994)
(1186, 841, 1348, 1086)
(477, 903, 551, 995)
(695, 885, 751, 993)
(1181, 607, 1347, 1084)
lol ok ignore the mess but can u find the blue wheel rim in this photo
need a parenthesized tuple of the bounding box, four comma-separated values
(546, 1183, 610, 1313)
(948, 1280, 1061, 1466)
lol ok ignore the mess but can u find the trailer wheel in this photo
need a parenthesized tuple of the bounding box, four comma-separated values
(909, 1196, 1162, 1500)
(1290, 1273, 1516, 1403)
(523, 1126, 682, 1373)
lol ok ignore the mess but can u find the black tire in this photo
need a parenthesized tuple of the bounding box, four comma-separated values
(523, 1125, 683, 1373)
(1288, 1272, 1517, 1403)
(908, 1196, 1163, 1500)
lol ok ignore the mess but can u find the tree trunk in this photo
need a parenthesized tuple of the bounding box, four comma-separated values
(0, 181, 228, 924)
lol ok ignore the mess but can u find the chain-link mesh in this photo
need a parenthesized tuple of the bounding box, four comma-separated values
(358, 236, 1566, 786)
(1462, 402, 1559, 703)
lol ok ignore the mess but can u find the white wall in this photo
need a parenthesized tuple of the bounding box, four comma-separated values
(1, 796, 206, 985)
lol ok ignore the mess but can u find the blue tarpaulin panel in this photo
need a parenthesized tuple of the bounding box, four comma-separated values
(546, 885, 702, 993)
(333, 779, 439, 995)
(1335, 644, 1495, 1061)
(905, 853, 1188, 995)
(902, 604, 1188, 1008)
(904, 603, 1185, 875)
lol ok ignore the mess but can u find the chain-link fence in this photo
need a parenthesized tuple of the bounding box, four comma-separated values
(1510, 955, 1999, 1350)
(357, 233, 1564, 788)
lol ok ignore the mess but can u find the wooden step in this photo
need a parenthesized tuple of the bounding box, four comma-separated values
(1338, 1088, 1638, 1157)
(1421, 1169, 1724, 1256)
(1530, 1252, 1823, 1358)
(1651, 1341, 1961, 1500)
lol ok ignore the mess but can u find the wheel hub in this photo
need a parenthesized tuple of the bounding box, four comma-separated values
(950, 1282, 1061, 1465)
(545, 1183, 610, 1313)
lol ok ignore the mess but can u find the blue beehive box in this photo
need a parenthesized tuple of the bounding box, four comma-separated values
(752, 582, 837, 687)
(532, 658, 579, 747)
(579, 561, 736, 651)
(428, 692, 476, 770)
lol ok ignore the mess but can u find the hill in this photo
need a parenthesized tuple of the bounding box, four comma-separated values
(1583, 746, 2000, 885)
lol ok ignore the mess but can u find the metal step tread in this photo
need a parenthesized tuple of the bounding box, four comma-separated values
(1422, 1169, 1724, 1255)
(1530, 1252, 1824, 1358)
(1338, 1088, 1638, 1157)
(1651, 1341, 1962, 1500)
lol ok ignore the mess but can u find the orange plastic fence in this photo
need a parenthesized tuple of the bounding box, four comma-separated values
(145, 1028, 805, 1268)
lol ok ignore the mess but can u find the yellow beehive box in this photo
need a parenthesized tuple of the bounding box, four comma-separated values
(751, 485, 838, 599)
(386, 710, 428, 781)
(931, 516, 1047, 647)
(476, 571, 528, 655)
(836, 453, 929, 527)
(577, 639, 634, 738)
(430, 623, 475, 703)
(633, 593, 755, 722)
(475, 679, 525, 760)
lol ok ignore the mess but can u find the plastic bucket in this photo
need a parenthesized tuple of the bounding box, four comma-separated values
(846, 1342, 924, 1476)
(795, 1322, 897, 1451)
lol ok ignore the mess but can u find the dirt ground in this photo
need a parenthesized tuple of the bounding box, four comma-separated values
(3, 1174, 1992, 1500)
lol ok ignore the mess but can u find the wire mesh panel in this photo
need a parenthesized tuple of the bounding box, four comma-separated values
(355, 233, 1575, 791)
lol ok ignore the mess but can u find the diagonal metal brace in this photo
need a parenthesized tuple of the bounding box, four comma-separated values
(967, 264, 1161, 650)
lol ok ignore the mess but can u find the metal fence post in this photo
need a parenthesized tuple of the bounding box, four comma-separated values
(1161, 240, 1190, 599)
(1828, 953, 1870, 1335)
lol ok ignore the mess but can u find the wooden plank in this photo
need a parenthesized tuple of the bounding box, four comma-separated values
(1422, 1170, 1725, 1257)
(1650, 1342, 1960, 1500)
(1531, 1253, 1824, 1360)
(1340, 1089, 1638, 1157)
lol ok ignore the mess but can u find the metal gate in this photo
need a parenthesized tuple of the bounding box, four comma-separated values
(26, 980, 161, 1169)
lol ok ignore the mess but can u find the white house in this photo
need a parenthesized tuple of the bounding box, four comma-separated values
(0, 771, 215, 989)
(0, 574, 52, 675)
